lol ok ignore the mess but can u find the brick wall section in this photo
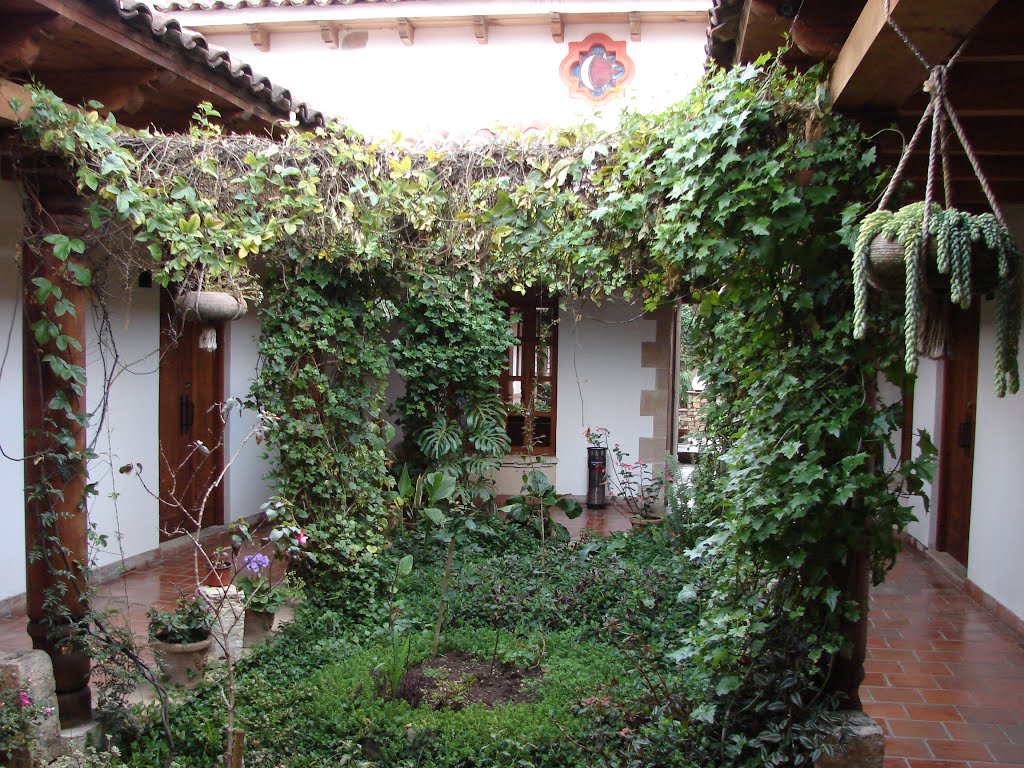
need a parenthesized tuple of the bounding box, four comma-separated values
(639, 305, 678, 463)
(678, 391, 705, 438)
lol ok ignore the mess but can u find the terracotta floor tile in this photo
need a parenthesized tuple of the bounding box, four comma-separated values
(927, 741, 995, 762)
(889, 720, 953, 740)
(986, 743, 1024, 765)
(888, 737, 935, 758)
(906, 705, 966, 723)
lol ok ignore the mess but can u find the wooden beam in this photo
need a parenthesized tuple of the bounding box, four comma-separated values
(830, 0, 1000, 110)
(735, 0, 790, 65)
(246, 23, 270, 52)
(473, 15, 487, 45)
(549, 12, 564, 44)
(900, 60, 1024, 117)
(397, 18, 414, 45)
(629, 11, 641, 42)
(319, 21, 338, 49)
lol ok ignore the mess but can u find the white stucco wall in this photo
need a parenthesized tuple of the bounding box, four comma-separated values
(85, 284, 162, 569)
(963, 205, 1024, 620)
(224, 314, 273, 522)
(903, 205, 1024, 622)
(173, 18, 708, 137)
(0, 181, 25, 603)
(903, 357, 942, 546)
(554, 299, 657, 496)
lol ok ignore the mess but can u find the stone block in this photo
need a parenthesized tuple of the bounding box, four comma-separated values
(197, 585, 245, 664)
(815, 711, 884, 768)
(0, 649, 61, 763)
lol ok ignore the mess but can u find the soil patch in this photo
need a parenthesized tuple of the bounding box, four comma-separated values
(396, 651, 543, 710)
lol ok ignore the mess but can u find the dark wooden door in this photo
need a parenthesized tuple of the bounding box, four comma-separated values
(936, 304, 980, 567)
(158, 293, 225, 541)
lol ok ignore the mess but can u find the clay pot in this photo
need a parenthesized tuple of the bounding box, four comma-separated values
(174, 290, 247, 323)
(204, 561, 234, 588)
(152, 635, 213, 689)
(243, 609, 276, 647)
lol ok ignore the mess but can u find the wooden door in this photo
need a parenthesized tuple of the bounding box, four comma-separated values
(935, 304, 980, 567)
(158, 293, 225, 541)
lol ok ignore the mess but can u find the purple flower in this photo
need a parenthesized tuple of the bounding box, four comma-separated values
(18, 691, 30, 707)
(242, 553, 270, 574)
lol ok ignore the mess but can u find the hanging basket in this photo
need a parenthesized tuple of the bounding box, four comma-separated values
(866, 233, 1001, 296)
(174, 290, 248, 323)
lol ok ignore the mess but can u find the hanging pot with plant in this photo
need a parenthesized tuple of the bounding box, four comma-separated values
(852, 58, 1021, 397)
(173, 266, 261, 351)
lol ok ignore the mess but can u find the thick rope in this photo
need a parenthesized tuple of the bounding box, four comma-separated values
(878, 99, 934, 212)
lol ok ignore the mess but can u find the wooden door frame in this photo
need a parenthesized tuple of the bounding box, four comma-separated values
(934, 303, 980, 567)
(157, 291, 226, 540)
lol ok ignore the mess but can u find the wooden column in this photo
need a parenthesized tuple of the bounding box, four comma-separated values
(21, 162, 92, 728)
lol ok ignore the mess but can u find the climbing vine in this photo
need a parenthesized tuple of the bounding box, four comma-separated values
(10, 58, 952, 763)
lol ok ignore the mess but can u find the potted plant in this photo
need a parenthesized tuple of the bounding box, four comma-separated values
(236, 553, 294, 646)
(148, 595, 214, 689)
(583, 427, 667, 523)
(853, 204, 1021, 395)
(203, 546, 234, 588)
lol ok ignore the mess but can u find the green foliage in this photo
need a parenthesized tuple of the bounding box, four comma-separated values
(499, 469, 582, 543)
(250, 260, 395, 611)
(392, 270, 513, 496)
(148, 596, 213, 645)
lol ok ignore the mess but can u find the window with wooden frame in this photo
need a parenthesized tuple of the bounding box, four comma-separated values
(499, 295, 558, 455)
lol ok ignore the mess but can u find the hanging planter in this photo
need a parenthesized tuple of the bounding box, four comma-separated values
(174, 289, 248, 323)
(851, 54, 1022, 397)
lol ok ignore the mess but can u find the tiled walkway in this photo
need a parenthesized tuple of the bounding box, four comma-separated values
(1, 518, 1021, 767)
(864, 548, 1024, 767)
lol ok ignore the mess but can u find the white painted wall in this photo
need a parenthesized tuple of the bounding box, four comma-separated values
(904, 205, 1024, 622)
(554, 298, 656, 495)
(963, 205, 1024, 620)
(176, 20, 708, 138)
(903, 357, 942, 547)
(85, 283, 162, 569)
(0, 181, 25, 604)
(224, 314, 273, 522)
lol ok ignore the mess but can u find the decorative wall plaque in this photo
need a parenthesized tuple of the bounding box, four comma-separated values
(559, 33, 634, 102)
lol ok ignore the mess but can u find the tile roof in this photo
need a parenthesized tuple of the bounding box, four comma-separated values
(705, 0, 743, 68)
(117, 0, 324, 126)
(152, 0, 407, 10)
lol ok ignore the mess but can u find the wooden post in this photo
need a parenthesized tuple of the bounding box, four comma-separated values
(21, 161, 92, 728)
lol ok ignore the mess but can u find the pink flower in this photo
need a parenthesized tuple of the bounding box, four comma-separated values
(297, 530, 308, 547)
(18, 691, 30, 707)
(620, 727, 631, 736)
(44, 707, 54, 716)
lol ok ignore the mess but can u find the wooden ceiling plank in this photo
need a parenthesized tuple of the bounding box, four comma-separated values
(24, 0, 281, 128)
(549, 12, 564, 44)
(831, 0, 1001, 110)
(735, 0, 790, 65)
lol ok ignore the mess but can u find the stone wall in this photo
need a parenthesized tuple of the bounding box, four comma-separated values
(678, 391, 706, 439)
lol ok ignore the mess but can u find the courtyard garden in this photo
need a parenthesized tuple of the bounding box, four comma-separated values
(9, 48, 1016, 766)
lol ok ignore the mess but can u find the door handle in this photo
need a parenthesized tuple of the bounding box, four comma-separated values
(180, 394, 194, 434)
(957, 418, 972, 453)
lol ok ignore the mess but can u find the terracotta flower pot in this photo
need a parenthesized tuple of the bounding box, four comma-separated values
(243, 609, 276, 647)
(152, 635, 213, 689)
(204, 562, 234, 588)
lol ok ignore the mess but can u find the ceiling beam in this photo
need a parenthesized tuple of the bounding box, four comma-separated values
(319, 21, 338, 48)
(473, 15, 487, 44)
(830, 0, 1000, 110)
(549, 12, 564, 44)
(397, 17, 414, 45)
(246, 23, 270, 51)
(629, 12, 641, 42)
